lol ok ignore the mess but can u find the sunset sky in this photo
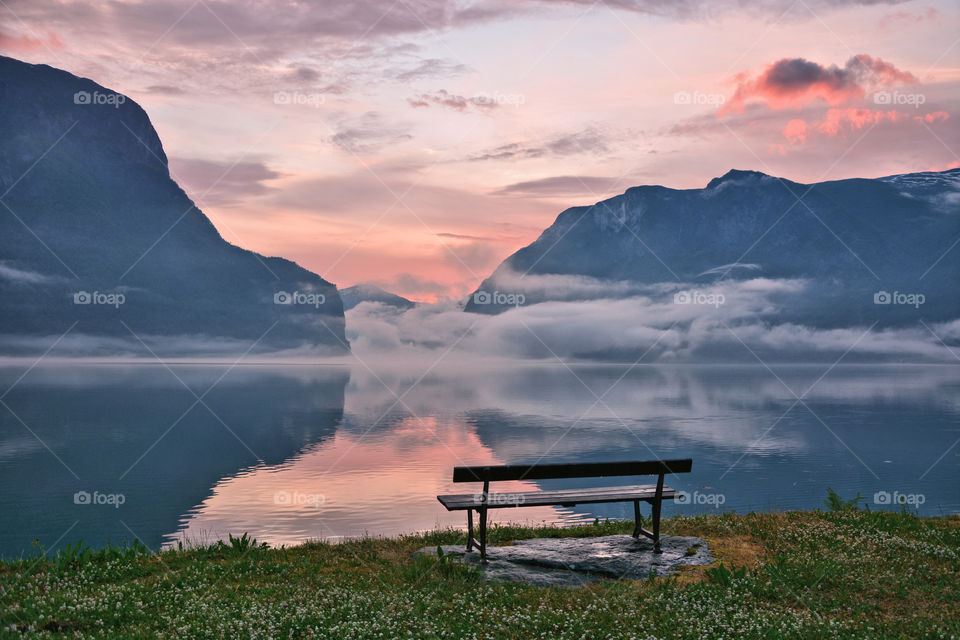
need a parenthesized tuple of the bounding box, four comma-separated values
(2, 0, 958, 301)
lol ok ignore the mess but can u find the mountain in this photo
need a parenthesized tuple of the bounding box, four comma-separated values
(0, 56, 347, 355)
(465, 168, 960, 328)
(340, 284, 416, 311)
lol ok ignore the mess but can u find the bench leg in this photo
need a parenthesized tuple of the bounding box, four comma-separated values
(651, 497, 662, 553)
(632, 500, 642, 538)
(478, 507, 488, 562)
(466, 509, 475, 552)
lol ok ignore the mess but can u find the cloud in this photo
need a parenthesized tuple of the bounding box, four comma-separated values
(2, 0, 912, 57)
(436, 232, 497, 241)
(382, 273, 453, 299)
(167, 157, 283, 206)
(329, 112, 413, 154)
(878, 6, 940, 30)
(0, 331, 344, 359)
(104, 1, 502, 45)
(0, 264, 63, 285)
(543, 0, 911, 21)
(781, 108, 950, 145)
(288, 65, 320, 82)
(469, 128, 613, 162)
(721, 55, 918, 115)
(407, 89, 498, 112)
(345, 276, 959, 363)
(393, 58, 471, 81)
(143, 84, 186, 95)
(493, 175, 624, 197)
(439, 239, 502, 274)
(916, 111, 950, 124)
(0, 28, 63, 53)
(267, 169, 558, 239)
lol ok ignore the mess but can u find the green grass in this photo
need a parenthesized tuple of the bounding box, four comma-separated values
(1, 508, 958, 639)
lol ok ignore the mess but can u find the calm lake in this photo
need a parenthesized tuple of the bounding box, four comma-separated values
(1, 362, 958, 558)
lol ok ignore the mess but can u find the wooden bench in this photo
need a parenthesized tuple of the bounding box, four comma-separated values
(437, 458, 692, 560)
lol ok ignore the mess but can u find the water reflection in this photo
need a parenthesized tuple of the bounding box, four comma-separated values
(0, 362, 957, 558)
(0, 365, 348, 556)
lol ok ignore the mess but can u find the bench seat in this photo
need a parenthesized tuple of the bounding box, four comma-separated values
(437, 458, 692, 561)
(438, 484, 678, 510)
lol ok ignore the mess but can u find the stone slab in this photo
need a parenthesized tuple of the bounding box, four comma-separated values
(414, 534, 713, 587)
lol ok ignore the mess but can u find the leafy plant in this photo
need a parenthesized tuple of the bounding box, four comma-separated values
(220, 532, 267, 554)
(823, 488, 865, 512)
(705, 563, 748, 586)
(54, 541, 92, 571)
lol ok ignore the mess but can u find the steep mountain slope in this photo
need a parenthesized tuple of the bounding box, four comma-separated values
(0, 56, 347, 355)
(466, 168, 960, 328)
(340, 284, 416, 311)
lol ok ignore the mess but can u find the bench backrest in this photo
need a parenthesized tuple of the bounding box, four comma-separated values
(452, 458, 692, 483)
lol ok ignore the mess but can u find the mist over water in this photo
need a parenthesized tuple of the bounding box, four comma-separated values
(0, 361, 957, 558)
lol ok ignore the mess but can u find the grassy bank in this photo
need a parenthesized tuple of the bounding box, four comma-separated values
(1, 507, 958, 639)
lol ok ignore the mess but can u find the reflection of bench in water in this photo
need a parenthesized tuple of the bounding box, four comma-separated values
(437, 458, 693, 560)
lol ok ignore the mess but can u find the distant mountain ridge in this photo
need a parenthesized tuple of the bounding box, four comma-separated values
(340, 284, 416, 311)
(0, 56, 347, 355)
(466, 167, 960, 329)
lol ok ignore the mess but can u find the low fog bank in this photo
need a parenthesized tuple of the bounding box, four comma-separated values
(2, 276, 956, 364)
(346, 275, 960, 364)
(0, 333, 351, 362)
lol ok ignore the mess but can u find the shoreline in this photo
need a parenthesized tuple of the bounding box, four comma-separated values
(3, 509, 958, 638)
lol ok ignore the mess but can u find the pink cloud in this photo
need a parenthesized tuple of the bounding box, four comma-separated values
(720, 55, 918, 115)
(926, 160, 960, 172)
(915, 111, 950, 124)
(782, 119, 808, 144)
(0, 29, 64, 53)
(817, 108, 906, 137)
(879, 7, 941, 31)
(781, 108, 950, 146)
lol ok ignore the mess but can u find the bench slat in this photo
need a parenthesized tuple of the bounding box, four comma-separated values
(437, 484, 678, 510)
(452, 458, 692, 482)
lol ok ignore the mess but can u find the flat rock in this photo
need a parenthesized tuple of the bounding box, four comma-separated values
(413, 535, 712, 587)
